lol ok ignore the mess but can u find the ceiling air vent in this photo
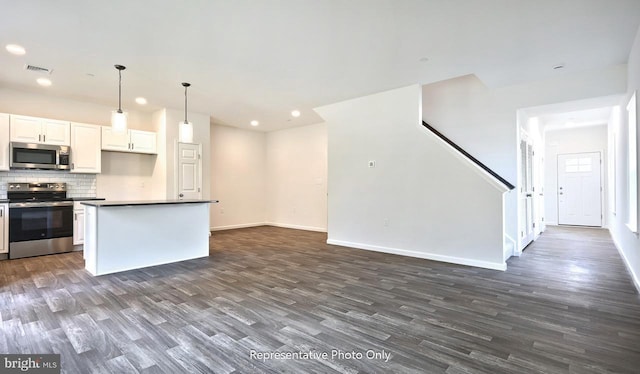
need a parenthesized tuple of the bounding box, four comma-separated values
(24, 64, 53, 74)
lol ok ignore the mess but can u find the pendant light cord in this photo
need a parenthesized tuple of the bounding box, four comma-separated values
(118, 68, 122, 112)
(184, 85, 188, 123)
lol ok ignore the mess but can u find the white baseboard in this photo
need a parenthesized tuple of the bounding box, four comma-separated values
(265, 222, 327, 233)
(545, 221, 558, 226)
(326, 239, 507, 271)
(211, 222, 266, 231)
(504, 234, 517, 259)
(211, 222, 327, 233)
(610, 233, 640, 293)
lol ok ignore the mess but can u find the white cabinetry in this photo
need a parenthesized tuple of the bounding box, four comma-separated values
(10, 115, 70, 145)
(73, 202, 85, 246)
(70, 123, 101, 173)
(0, 204, 7, 254)
(0, 113, 9, 171)
(130, 130, 156, 154)
(101, 127, 157, 154)
(101, 126, 129, 152)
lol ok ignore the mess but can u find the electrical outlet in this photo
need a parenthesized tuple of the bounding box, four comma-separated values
(383, 218, 389, 227)
(220, 208, 225, 214)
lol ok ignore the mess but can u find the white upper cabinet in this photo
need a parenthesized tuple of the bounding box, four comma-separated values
(101, 126, 129, 152)
(0, 113, 9, 171)
(10, 115, 70, 145)
(101, 127, 157, 155)
(43, 119, 71, 145)
(130, 130, 157, 154)
(10, 115, 41, 143)
(70, 122, 101, 174)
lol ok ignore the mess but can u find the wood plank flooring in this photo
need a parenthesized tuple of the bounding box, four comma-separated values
(1, 225, 639, 373)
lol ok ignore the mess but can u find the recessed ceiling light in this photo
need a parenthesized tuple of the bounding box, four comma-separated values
(36, 78, 52, 87)
(291, 110, 301, 117)
(250, 120, 259, 127)
(6, 44, 26, 55)
(553, 63, 565, 70)
(419, 57, 429, 62)
(135, 97, 147, 105)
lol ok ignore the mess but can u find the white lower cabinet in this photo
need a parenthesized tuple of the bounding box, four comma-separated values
(73, 202, 85, 246)
(0, 204, 7, 254)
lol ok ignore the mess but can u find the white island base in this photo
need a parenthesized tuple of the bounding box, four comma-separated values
(82, 200, 212, 276)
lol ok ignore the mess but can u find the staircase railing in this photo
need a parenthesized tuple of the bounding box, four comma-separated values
(422, 121, 515, 190)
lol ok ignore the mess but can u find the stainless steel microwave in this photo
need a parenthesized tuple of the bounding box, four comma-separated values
(10, 142, 71, 170)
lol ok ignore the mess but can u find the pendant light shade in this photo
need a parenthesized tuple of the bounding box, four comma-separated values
(111, 65, 128, 134)
(179, 82, 194, 143)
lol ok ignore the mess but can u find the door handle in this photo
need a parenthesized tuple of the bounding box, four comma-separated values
(179, 193, 184, 198)
(559, 192, 564, 195)
(526, 193, 532, 197)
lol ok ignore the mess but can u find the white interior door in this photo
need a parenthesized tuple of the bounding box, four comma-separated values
(178, 143, 202, 200)
(558, 152, 602, 226)
(519, 138, 535, 248)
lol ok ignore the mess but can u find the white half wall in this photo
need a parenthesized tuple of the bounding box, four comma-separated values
(265, 123, 328, 232)
(210, 124, 266, 230)
(608, 25, 640, 291)
(544, 125, 608, 226)
(316, 85, 506, 270)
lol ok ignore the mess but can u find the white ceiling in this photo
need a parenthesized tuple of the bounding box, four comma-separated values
(539, 107, 612, 132)
(1, 0, 639, 132)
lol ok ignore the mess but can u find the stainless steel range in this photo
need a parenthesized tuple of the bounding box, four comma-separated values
(8, 183, 73, 259)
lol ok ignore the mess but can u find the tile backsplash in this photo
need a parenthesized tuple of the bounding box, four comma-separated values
(0, 171, 97, 198)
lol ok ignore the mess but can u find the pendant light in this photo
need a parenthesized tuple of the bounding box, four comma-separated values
(179, 82, 194, 143)
(111, 65, 128, 134)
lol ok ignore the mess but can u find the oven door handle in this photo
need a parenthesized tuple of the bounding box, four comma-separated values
(10, 201, 74, 208)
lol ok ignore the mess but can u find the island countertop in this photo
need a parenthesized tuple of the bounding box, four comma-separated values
(81, 199, 218, 207)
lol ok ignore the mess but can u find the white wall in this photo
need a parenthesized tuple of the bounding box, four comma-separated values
(316, 85, 507, 270)
(210, 124, 266, 230)
(422, 65, 626, 245)
(98, 152, 156, 200)
(153, 108, 210, 200)
(0, 87, 153, 131)
(265, 123, 327, 231)
(609, 25, 640, 291)
(544, 125, 608, 226)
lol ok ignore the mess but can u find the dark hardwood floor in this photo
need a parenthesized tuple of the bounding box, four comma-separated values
(1, 225, 639, 373)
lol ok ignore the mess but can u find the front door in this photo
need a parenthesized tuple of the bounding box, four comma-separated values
(557, 152, 602, 226)
(177, 143, 202, 200)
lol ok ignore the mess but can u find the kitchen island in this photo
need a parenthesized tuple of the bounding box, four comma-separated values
(81, 200, 215, 276)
